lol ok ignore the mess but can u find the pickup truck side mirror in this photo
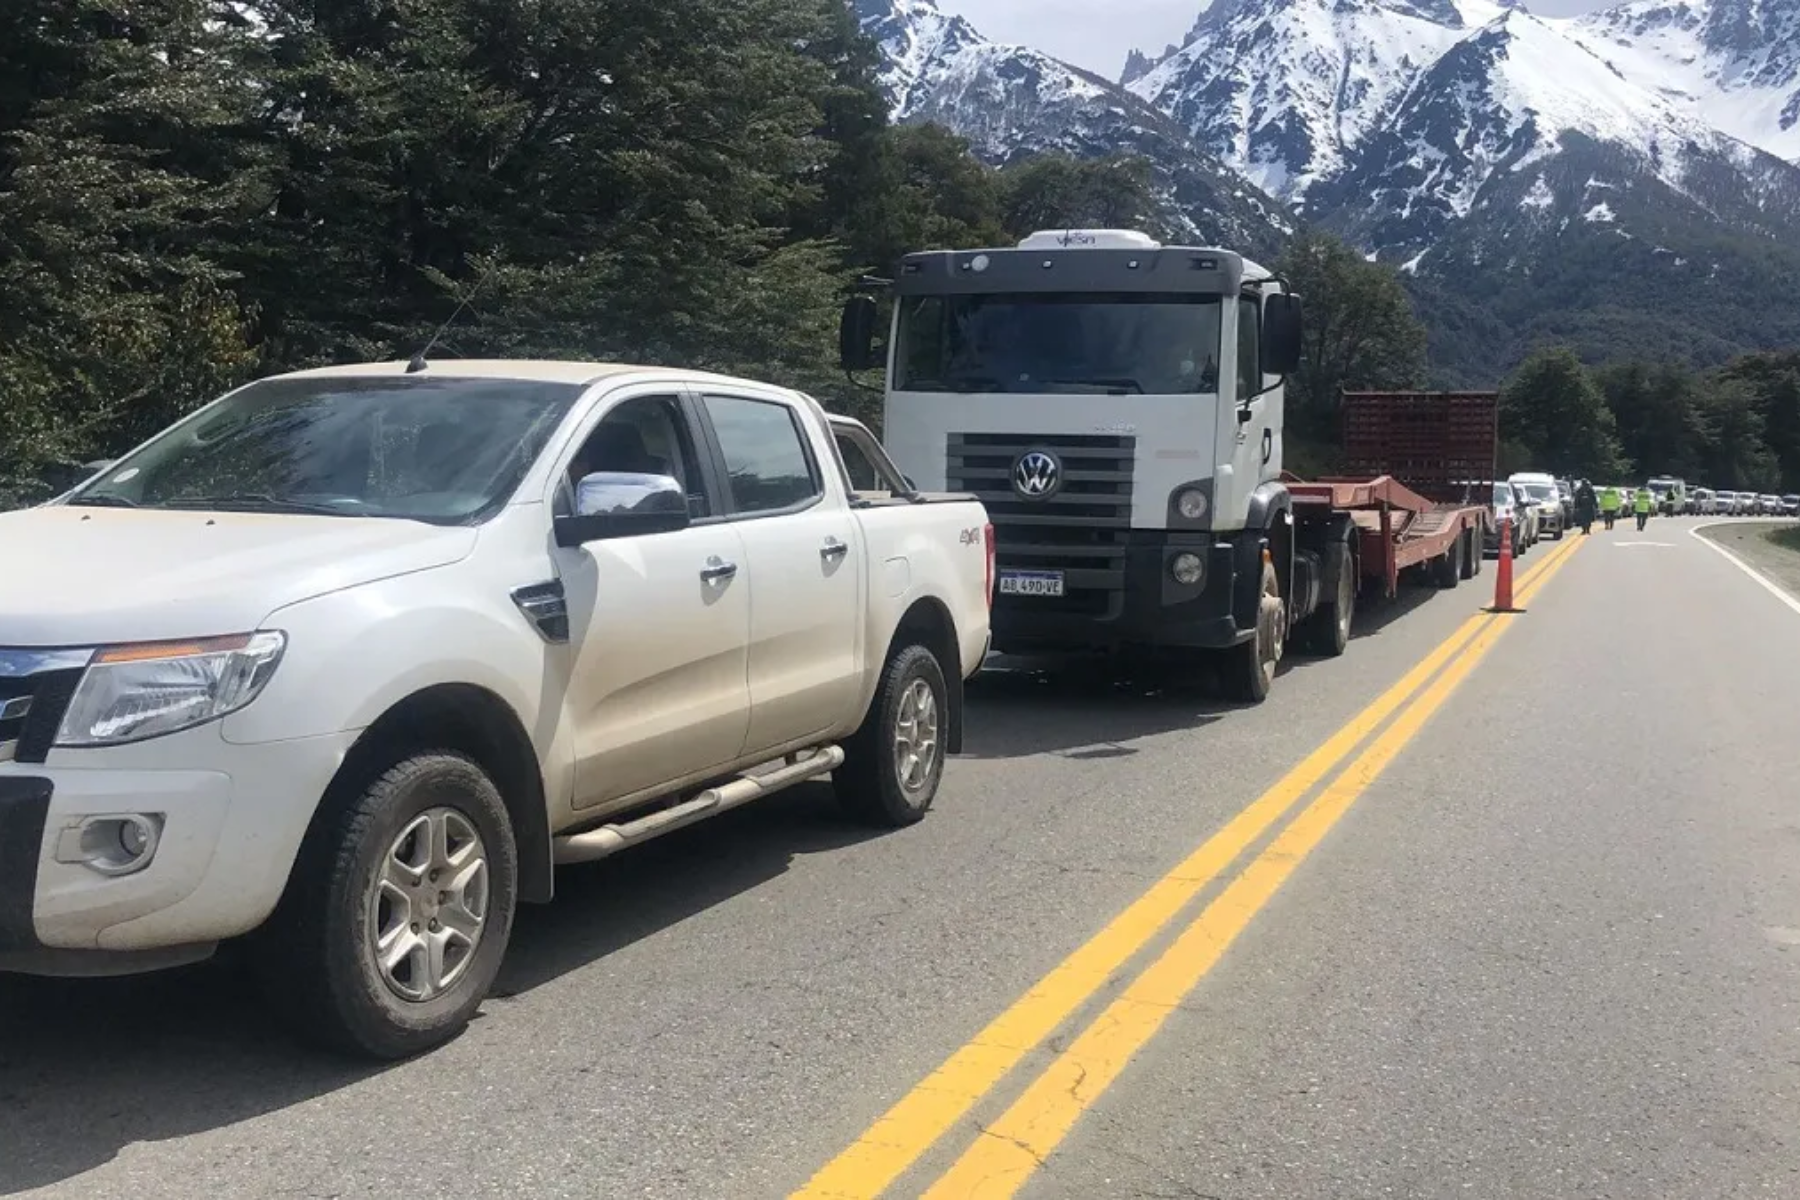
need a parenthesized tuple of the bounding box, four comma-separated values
(1261, 292, 1303, 377)
(839, 296, 882, 373)
(554, 471, 690, 548)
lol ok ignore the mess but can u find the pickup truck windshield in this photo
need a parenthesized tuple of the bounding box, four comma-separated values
(895, 292, 1223, 395)
(66, 376, 582, 524)
(1518, 483, 1555, 501)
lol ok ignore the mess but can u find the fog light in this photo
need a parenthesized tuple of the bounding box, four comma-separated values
(54, 814, 162, 877)
(1170, 552, 1205, 586)
(1176, 488, 1209, 520)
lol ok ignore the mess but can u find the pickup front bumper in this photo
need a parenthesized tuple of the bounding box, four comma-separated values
(0, 727, 356, 976)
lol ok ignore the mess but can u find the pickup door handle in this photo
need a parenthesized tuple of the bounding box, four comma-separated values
(820, 538, 849, 561)
(699, 557, 738, 583)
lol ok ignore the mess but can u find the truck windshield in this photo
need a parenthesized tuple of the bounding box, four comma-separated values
(65, 376, 582, 524)
(895, 292, 1223, 395)
(1518, 483, 1555, 501)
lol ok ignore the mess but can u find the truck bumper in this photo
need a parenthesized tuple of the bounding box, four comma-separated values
(0, 727, 356, 975)
(990, 532, 1251, 655)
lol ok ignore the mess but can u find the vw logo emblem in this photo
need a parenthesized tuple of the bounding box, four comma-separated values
(1012, 450, 1062, 499)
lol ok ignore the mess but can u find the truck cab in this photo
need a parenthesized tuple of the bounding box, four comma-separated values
(839, 229, 1306, 698)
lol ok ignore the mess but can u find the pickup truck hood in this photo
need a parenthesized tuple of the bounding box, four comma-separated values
(0, 506, 478, 646)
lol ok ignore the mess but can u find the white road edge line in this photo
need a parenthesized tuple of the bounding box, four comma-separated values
(1689, 520, 1800, 618)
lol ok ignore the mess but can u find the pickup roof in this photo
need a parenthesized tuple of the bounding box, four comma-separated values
(0, 359, 992, 1057)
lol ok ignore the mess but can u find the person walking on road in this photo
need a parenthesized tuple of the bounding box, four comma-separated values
(1574, 480, 1598, 534)
(1600, 485, 1621, 530)
(1634, 485, 1652, 531)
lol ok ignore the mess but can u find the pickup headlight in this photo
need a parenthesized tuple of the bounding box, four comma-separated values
(57, 631, 286, 747)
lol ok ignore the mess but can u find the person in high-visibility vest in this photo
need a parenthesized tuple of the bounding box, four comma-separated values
(1634, 485, 1653, 530)
(1599, 485, 1621, 530)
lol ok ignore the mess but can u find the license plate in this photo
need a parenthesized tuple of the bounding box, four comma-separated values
(997, 570, 1065, 597)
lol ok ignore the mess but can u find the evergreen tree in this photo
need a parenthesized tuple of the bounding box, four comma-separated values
(1499, 347, 1627, 479)
(1697, 378, 1779, 491)
(0, 0, 263, 503)
(1717, 352, 1800, 490)
(995, 154, 1170, 241)
(1596, 360, 1709, 480)
(1274, 230, 1428, 445)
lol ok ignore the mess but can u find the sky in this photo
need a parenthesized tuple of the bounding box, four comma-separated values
(943, 0, 1615, 80)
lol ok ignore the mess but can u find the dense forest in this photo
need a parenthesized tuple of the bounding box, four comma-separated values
(2, 0, 1796, 506)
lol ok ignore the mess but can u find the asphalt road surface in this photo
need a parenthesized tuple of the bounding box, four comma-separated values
(5, 518, 1800, 1199)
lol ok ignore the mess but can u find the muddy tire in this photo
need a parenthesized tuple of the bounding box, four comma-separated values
(257, 752, 518, 1060)
(836, 643, 949, 828)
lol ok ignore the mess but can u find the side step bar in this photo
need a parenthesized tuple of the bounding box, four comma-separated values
(551, 745, 846, 866)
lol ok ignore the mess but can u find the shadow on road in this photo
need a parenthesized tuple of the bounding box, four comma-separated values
(0, 783, 881, 1195)
(959, 657, 1229, 760)
(0, 577, 1464, 1193)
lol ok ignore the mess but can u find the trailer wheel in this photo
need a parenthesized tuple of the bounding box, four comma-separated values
(1223, 560, 1284, 702)
(1460, 528, 1479, 579)
(1298, 549, 1355, 658)
(1434, 535, 1463, 589)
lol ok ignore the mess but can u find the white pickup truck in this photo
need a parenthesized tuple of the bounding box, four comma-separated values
(0, 359, 992, 1057)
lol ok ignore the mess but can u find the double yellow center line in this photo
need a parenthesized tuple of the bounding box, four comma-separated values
(795, 534, 1588, 1200)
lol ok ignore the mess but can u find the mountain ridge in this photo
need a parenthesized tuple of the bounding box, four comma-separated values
(852, 0, 1800, 381)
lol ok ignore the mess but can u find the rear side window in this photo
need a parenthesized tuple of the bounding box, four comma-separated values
(701, 395, 821, 515)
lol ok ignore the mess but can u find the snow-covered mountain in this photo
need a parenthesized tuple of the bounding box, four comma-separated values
(1125, 0, 1799, 224)
(851, 0, 1800, 379)
(1569, 0, 1800, 165)
(851, 0, 1294, 253)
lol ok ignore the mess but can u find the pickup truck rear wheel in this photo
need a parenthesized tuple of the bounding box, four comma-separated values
(259, 752, 518, 1059)
(836, 643, 948, 827)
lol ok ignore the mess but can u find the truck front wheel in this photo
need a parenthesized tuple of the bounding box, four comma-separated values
(837, 643, 949, 827)
(259, 752, 519, 1059)
(1223, 559, 1284, 703)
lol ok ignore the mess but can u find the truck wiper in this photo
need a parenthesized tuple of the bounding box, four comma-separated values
(158, 494, 356, 516)
(1041, 378, 1144, 394)
(65, 494, 139, 508)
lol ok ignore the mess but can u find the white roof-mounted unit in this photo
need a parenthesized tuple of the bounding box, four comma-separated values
(1015, 229, 1162, 251)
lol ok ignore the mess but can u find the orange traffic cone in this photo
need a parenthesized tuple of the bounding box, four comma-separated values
(1488, 515, 1521, 613)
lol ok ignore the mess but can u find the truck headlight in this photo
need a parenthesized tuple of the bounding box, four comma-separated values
(57, 631, 287, 747)
(1176, 489, 1209, 520)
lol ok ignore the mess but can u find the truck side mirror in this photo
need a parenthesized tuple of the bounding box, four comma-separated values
(554, 471, 690, 547)
(1262, 293, 1303, 377)
(839, 296, 881, 373)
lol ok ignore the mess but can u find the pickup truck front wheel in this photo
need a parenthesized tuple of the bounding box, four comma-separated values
(260, 752, 519, 1059)
(836, 643, 948, 827)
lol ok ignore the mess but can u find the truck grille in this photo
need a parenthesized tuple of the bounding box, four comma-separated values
(0, 654, 87, 764)
(946, 433, 1135, 616)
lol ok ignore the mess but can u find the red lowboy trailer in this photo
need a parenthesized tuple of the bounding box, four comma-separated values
(1287, 391, 1498, 623)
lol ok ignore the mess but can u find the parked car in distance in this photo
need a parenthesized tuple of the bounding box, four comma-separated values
(0, 359, 996, 1059)
(1782, 495, 1800, 517)
(1483, 480, 1535, 556)
(1554, 478, 1575, 526)
(1687, 487, 1715, 515)
(1509, 472, 1563, 540)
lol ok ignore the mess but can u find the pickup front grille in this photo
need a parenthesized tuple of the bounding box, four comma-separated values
(946, 433, 1135, 616)
(0, 652, 88, 764)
